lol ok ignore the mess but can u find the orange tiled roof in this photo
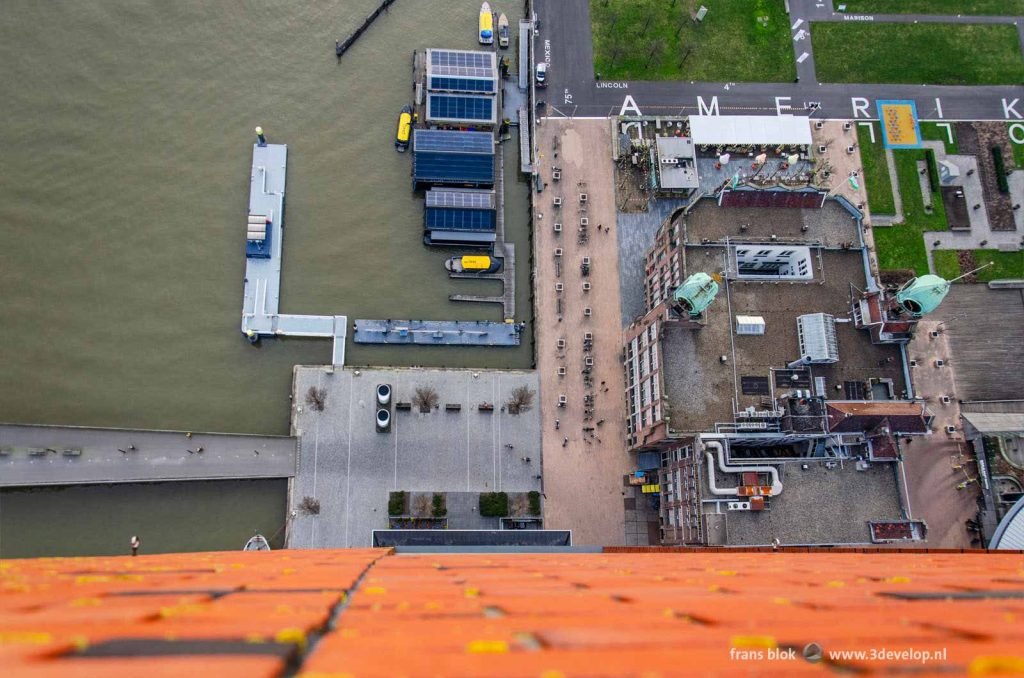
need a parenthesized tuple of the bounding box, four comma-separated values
(2, 548, 1024, 676)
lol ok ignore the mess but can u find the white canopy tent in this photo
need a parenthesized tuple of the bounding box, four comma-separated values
(689, 115, 813, 147)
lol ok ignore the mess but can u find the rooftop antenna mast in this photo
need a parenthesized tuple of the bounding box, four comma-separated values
(947, 260, 994, 284)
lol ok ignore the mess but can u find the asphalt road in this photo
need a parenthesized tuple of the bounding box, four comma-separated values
(534, 0, 1024, 121)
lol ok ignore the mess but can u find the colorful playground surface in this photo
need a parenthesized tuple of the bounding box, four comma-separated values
(877, 100, 922, 149)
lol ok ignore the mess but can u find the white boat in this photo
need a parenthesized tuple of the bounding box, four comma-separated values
(243, 534, 271, 551)
(498, 13, 509, 48)
(479, 2, 493, 45)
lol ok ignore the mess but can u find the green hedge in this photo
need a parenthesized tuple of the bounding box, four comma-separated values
(992, 146, 1010, 193)
(388, 491, 406, 516)
(479, 492, 509, 517)
(528, 491, 542, 516)
(924, 148, 940, 193)
(431, 493, 447, 518)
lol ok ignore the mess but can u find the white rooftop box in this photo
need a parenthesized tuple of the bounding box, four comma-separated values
(735, 315, 766, 336)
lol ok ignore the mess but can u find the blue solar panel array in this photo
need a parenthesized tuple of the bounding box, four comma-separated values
(413, 153, 495, 187)
(427, 94, 494, 123)
(429, 76, 495, 93)
(413, 129, 494, 155)
(426, 207, 496, 231)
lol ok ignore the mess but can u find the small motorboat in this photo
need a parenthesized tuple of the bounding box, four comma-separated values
(445, 255, 502, 274)
(479, 2, 493, 45)
(395, 105, 413, 152)
(498, 13, 510, 48)
(243, 534, 271, 551)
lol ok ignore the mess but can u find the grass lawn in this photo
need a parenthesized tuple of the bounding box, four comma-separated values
(920, 122, 959, 155)
(932, 250, 960, 279)
(589, 0, 795, 82)
(873, 149, 949, 275)
(974, 250, 1024, 281)
(857, 122, 895, 215)
(811, 22, 1024, 85)
(839, 0, 1024, 14)
(1008, 123, 1024, 169)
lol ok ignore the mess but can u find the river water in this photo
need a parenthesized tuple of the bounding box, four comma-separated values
(0, 0, 530, 556)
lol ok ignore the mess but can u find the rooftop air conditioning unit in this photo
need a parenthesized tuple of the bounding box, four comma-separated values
(554, 248, 563, 257)
(553, 196, 562, 207)
(580, 217, 589, 227)
(846, 145, 855, 154)
(583, 307, 592, 317)
(582, 282, 591, 292)
(579, 193, 588, 203)
(554, 223, 562, 232)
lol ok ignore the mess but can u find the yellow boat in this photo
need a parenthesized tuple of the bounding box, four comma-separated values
(395, 105, 412, 152)
(479, 2, 493, 45)
(445, 255, 502, 274)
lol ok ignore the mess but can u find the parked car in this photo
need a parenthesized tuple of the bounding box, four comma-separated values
(535, 62, 548, 88)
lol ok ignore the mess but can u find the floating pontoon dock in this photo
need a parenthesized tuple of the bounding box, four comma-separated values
(353, 319, 522, 346)
(241, 142, 347, 365)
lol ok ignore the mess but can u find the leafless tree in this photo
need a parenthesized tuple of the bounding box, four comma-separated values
(305, 386, 327, 412)
(506, 386, 536, 415)
(298, 496, 321, 516)
(412, 385, 439, 413)
(413, 494, 432, 518)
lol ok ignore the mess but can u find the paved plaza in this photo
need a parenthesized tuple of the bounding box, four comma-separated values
(534, 118, 638, 546)
(287, 366, 540, 548)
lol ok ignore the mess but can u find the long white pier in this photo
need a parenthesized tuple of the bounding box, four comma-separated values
(241, 142, 347, 365)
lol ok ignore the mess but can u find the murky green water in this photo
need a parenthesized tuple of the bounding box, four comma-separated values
(0, 480, 288, 558)
(0, 0, 531, 437)
(0, 0, 530, 556)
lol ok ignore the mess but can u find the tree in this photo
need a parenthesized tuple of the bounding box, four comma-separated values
(297, 496, 320, 516)
(305, 386, 327, 412)
(413, 494, 432, 518)
(412, 385, 439, 413)
(505, 386, 536, 415)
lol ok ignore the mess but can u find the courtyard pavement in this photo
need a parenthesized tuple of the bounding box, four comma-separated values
(287, 366, 540, 548)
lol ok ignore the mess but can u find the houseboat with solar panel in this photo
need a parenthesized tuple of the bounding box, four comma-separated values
(479, 3, 493, 44)
(445, 254, 502, 274)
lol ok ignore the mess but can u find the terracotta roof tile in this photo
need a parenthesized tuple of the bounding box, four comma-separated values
(3, 549, 1024, 676)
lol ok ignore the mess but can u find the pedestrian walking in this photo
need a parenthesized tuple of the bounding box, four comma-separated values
(130, 535, 140, 557)
(555, 419, 560, 429)
(597, 419, 605, 425)
(525, 457, 531, 463)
